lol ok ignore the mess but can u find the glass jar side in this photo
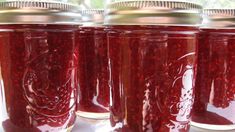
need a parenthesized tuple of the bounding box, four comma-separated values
(107, 25, 199, 132)
(0, 24, 78, 132)
(76, 26, 110, 120)
(192, 28, 235, 130)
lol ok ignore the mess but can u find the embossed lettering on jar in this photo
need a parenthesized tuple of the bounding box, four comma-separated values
(105, 1, 202, 132)
(0, 1, 80, 132)
(192, 9, 235, 131)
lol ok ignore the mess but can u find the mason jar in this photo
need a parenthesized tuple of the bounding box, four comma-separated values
(0, 1, 81, 131)
(105, 0, 202, 131)
(191, 9, 235, 130)
(76, 9, 110, 120)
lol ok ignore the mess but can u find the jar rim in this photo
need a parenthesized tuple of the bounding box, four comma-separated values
(202, 9, 235, 28)
(0, 0, 81, 24)
(80, 9, 104, 26)
(104, 0, 202, 26)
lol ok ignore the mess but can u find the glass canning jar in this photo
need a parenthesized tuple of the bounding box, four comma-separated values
(76, 9, 110, 120)
(0, 1, 81, 132)
(105, 0, 202, 131)
(191, 9, 235, 131)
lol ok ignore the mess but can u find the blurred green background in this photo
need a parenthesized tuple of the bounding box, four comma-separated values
(62, 0, 104, 8)
(76, 0, 235, 9)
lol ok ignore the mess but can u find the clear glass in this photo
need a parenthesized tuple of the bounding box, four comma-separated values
(192, 29, 235, 130)
(0, 25, 78, 132)
(76, 26, 110, 120)
(107, 25, 199, 131)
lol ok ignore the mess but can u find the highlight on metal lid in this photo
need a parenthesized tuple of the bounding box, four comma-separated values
(202, 9, 235, 28)
(81, 9, 104, 26)
(104, 0, 203, 26)
(0, 0, 81, 24)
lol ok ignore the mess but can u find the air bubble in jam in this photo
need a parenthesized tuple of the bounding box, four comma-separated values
(108, 26, 198, 132)
(0, 25, 78, 132)
(192, 29, 235, 127)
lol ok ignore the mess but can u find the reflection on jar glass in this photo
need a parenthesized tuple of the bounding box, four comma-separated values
(0, 1, 80, 132)
(76, 9, 110, 120)
(192, 9, 235, 131)
(105, 0, 202, 131)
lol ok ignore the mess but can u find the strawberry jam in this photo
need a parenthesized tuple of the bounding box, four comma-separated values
(191, 9, 235, 130)
(105, 0, 202, 131)
(107, 25, 199, 132)
(0, 1, 80, 131)
(192, 29, 235, 129)
(76, 26, 110, 118)
(76, 9, 109, 119)
(0, 25, 78, 132)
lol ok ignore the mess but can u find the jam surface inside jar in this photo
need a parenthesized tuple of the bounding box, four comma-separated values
(0, 25, 78, 132)
(76, 26, 109, 117)
(108, 25, 199, 132)
(192, 29, 235, 128)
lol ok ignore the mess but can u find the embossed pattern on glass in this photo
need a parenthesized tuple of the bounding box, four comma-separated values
(0, 25, 78, 132)
(107, 26, 198, 132)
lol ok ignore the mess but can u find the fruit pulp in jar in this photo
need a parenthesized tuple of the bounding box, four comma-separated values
(108, 25, 199, 132)
(76, 27, 109, 116)
(0, 25, 78, 132)
(192, 29, 235, 127)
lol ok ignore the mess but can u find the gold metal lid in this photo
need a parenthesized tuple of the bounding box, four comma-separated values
(0, 0, 81, 24)
(81, 9, 104, 26)
(105, 0, 202, 26)
(203, 9, 235, 29)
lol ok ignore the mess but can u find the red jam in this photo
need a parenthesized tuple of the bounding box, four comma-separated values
(108, 26, 199, 132)
(0, 25, 78, 132)
(192, 29, 235, 126)
(76, 27, 109, 116)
